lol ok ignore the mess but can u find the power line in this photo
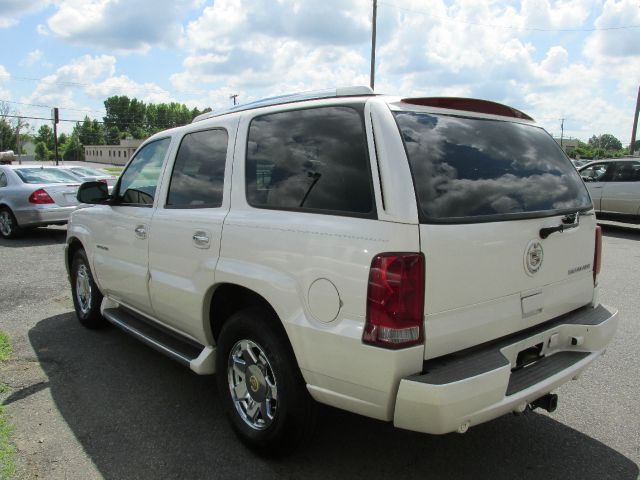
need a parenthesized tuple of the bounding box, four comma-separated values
(1, 113, 198, 131)
(378, 1, 640, 32)
(0, 113, 99, 124)
(0, 99, 106, 115)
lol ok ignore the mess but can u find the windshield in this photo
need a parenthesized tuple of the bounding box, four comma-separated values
(394, 111, 592, 223)
(15, 168, 81, 184)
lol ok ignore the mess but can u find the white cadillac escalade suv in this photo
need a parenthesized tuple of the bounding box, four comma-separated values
(65, 87, 618, 455)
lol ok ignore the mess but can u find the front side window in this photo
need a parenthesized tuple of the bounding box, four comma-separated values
(580, 163, 614, 182)
(246, 106, 374, 217)
(394, 111, 592, 222)
(116, 138, 170, 206)
(0, 172, 6, 187)
(166, 129, 228, 208)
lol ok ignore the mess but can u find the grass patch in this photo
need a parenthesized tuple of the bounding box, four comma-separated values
(0, 332, 15, 479)
(0, 333, 11, 362)
(102, 167, 123, 174)
(0, 406, 15, 480)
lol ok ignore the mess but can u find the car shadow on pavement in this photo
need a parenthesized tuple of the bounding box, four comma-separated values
(0, 227, 67, 248)
(600, 223, 640, 241)
(28, 313, 638, 480)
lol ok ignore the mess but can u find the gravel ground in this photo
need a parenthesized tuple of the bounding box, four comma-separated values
(0, 223, 638, 480)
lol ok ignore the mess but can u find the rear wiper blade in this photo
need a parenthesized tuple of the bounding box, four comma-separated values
(539, 212, 583, 239)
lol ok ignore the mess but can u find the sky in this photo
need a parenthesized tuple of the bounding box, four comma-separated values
(0, 0, 638, 144)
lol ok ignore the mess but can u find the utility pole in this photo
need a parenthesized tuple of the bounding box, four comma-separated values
(630, 86, 640, 156)
(15, 122, 21, 165)
(230, 94, 239, 106)
(370, 0, 377, 91)
(560, 118, 565, 150)
(52, 107, 59, 165)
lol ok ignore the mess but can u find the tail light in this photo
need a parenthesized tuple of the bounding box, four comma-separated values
(98, 179, 108, 185)
(28, 189, 54, 204)
(593, 225, 602, 285)
(363, 253, 425, 349)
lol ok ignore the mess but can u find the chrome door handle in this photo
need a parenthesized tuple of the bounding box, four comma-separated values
(134, 225, 147, 239)
(192, 231, 210, 248)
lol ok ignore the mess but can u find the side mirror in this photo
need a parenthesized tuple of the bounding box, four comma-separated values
(77, 181, 110, 204)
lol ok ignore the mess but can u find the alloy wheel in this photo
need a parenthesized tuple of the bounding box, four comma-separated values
(227, 339, 278, 430)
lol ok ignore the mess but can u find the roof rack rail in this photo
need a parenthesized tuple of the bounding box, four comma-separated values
(192, 86, 374, 123)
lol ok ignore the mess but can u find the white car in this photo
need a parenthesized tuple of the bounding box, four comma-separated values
(65, 87, 618, 455)
(579, 158, 640, 223)
(56, 165, 118, 192)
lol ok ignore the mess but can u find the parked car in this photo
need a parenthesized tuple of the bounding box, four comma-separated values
(57, 165, 118, 192)
(0, 165, 81, 238)
(578, 158, 640, 223)
(65, 87, 618, 455)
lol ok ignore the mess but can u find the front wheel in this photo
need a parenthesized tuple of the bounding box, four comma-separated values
(0, 207, 22, 239)
(216, 308, 317, 456)
(71, 249, 108, 329)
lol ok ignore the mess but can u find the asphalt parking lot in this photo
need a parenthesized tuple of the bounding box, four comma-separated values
(0, 224, 639, 479)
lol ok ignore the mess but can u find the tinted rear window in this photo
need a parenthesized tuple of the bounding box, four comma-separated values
(394, 112, 592, 222)
(15, 168, 80, 184)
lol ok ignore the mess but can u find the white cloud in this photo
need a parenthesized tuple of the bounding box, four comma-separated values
(22, 55, 173, 109)
(20, 49, 44, 67)
(185, 0, 371, 51)
(0, 65, 11, 99)
(45, 0, 197, 53)
(0, 0, 49, 28)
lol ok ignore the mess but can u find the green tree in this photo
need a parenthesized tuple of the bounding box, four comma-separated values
(0, 120, 15, 152)
(35, 141, 50, 161)
(61, 134, 84, 161)
(76, 117, 105, 146)
(588, 134, 623, 153)
(106, 126, 121, 145)
(35, 125, 55, 152)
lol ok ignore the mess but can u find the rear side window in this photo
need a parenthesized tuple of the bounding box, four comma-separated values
(611, 162, 640, 182)
(166, 129, 228, 208)
(245, 106, 375, 217)
(0, 172, 6, 187)
(394, 112, 592, 223)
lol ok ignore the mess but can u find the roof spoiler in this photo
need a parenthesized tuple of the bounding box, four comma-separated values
(400, 97, 534, 121)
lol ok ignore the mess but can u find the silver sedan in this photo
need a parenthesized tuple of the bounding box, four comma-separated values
(0, 165, 82, 239)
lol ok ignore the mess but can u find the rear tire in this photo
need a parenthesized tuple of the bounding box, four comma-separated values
(216, 307, 317, 456)
(0, 207, 22, 239)
(71, 249, 108, 329)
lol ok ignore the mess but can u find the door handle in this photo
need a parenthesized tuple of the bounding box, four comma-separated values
(192, 231, 210, 249)
(134, 225, 147, 239)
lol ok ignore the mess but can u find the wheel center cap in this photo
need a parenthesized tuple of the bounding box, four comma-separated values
(245, 365, 267, 402)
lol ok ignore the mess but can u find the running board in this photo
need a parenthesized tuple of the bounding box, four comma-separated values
(102, 306, 216, 374)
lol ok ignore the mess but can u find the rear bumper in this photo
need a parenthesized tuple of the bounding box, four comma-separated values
(393, 304, 618, 434)
(14, 205, 77, 227)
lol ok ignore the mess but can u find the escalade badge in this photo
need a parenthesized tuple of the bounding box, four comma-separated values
(524, 240, 544, 276)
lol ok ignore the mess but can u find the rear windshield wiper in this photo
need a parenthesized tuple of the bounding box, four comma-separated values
(539, 212, 589, 239)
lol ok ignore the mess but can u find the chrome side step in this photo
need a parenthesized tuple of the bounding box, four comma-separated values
(102, 306, 215, 373)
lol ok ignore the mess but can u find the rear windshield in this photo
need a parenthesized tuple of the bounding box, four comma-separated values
(394, 112, 592, 223)
(14, 168, 80, 184)
(70, 167, 104, 177)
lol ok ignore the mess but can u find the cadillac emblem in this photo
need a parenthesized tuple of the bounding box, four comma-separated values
(524, 240, 544, 276)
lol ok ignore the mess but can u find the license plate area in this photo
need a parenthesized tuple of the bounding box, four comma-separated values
(512, 343, 544, 371)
